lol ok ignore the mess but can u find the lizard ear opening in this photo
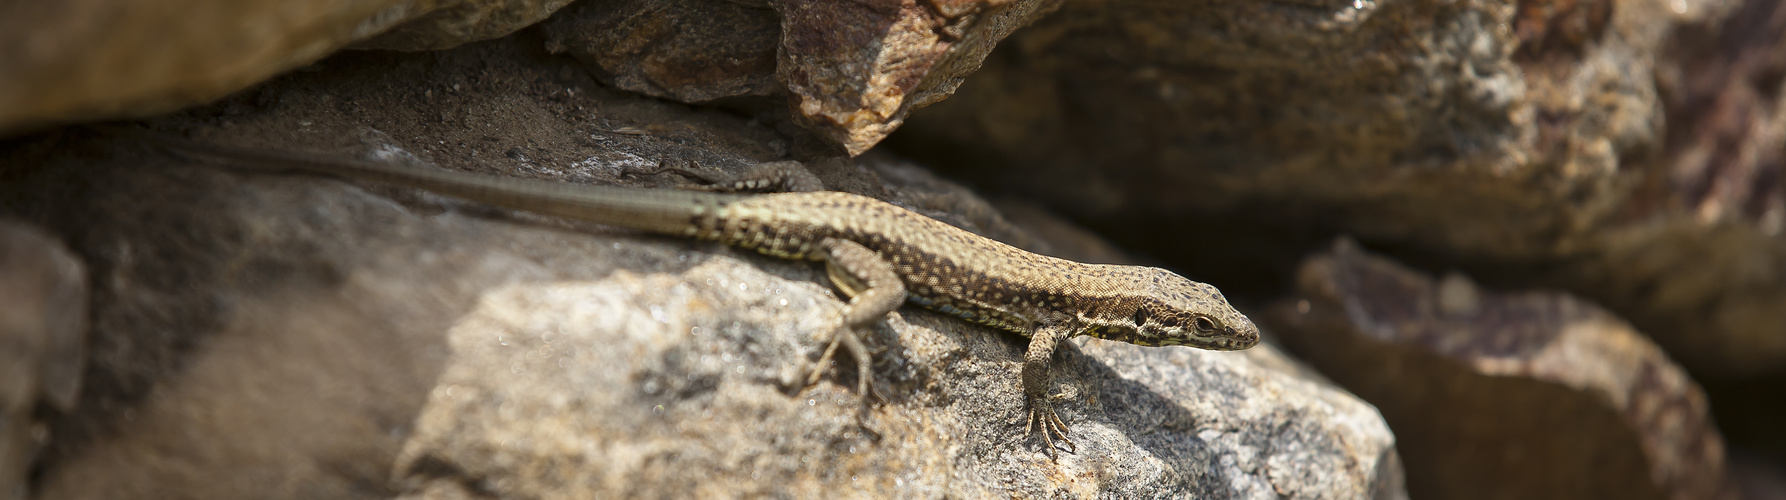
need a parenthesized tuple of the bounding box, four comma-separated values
(1130, 307, 1149, 326)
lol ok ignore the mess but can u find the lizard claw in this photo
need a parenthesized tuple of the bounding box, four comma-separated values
(805, 330, 843, 387)
(805, 325, 882, 404)
(1024, 396, 1075, 460)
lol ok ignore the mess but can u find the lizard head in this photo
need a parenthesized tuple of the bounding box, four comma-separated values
(1087, 269, 1260, 351)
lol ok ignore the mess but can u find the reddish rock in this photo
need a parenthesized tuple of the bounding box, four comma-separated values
(1267, 239, 1734, 500)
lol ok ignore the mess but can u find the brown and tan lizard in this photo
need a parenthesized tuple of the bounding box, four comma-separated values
(127, 128, 1261, 459)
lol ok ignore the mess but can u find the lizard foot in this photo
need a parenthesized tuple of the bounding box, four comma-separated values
(623, 159, 719, 183)
(805, 325, 885, 404)
(1024, 396, 1075, 460)
(631, 158, 822, 193)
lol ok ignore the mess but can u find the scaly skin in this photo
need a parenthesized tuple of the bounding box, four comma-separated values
(132, 129, 1261, 459)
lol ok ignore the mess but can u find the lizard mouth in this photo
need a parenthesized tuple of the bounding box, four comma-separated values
(1191, 330, 1257, 351)
(1225, 328, 1261, 350)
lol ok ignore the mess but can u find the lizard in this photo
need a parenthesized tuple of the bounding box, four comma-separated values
(122, 127, 1262, 459)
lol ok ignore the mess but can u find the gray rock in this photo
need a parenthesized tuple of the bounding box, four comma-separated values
(390, 249, 1401, 498)
(0, 220, 88, 500)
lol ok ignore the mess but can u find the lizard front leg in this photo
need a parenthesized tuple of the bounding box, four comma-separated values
(633, 160, 825, 193)
(1023, 322, 1078, 459)
(807, 238, 905, 400)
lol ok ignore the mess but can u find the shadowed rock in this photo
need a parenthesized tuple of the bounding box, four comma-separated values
(1266, 239, 1734, 500)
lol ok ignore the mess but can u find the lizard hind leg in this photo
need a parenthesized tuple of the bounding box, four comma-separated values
(805, 238, 905, 402)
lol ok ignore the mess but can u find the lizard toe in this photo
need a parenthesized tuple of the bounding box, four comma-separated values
(1025, 398, 1074, 460)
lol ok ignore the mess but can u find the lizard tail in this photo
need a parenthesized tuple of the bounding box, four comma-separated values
(115, 126, 733, 236)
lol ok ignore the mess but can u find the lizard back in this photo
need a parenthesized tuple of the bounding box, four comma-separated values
(712, 192, 1138, 336)
(147, 132, 1255, 348)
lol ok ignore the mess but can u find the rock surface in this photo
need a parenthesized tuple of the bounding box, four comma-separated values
(0, 0, 1056, 156)
(391, 259, 1397, 498)
(7, 0, 1781, 496)
(893, 0, 1786, 379)
(1266, 239, 1733, 500)
(543, 0, 1066, 155)
(0, 38, 1401, 499)
(0, 221, 88, 500)
(764, 0, 1066, 155)
(0, 0, 583, 135)
(354, 0, 578, 51)
(540, 0, 785, 103)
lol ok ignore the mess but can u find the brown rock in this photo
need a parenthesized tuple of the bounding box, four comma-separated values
(893, 0, 1786, 377)
(355, 0, 578, 51)
(769, 0, 1060, 156)
(0, 0, 577, 135)
(1266, 239, 1734, 500)
(541, 0, 784, 102)
(0, 0, 1050, 156)
(0, 0, 399, 134)
(543, 0, 1065, 155)
(1621, 0, 1786, 376)
(1657, 0, 1786, 231)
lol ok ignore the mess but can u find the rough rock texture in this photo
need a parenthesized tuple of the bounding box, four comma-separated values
(540, 0, 785, 103)
(11, 0, 1779, 495)
(544, 0, 1066, 155)
(768, 0, 1065, 155)
(1657, 0, 1786, 232)
(1265, 239, 1733, 500)
(0, 221, 88, 500)
(892, 0, 1786, 379)
(355, 0, 578, 51)
(390, 255, 1397, 498)
(0, 0, 575, 135)
(0, 39, 1401, 499)
(0, 0, 1066, 155)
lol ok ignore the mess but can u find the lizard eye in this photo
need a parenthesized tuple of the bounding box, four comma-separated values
(1130, 307, 1148, 326)
(1193, 316, 1217, 333)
